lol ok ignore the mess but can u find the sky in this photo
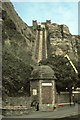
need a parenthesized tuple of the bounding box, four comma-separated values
(11, 1, 78, 35)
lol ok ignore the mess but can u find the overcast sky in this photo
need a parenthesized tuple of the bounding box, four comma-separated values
(11, 1, 78, 35)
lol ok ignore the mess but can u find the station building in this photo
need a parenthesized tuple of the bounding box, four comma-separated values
(30, 65, 57, 111)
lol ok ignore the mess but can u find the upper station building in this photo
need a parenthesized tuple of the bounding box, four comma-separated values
(32, 20, 51, 30)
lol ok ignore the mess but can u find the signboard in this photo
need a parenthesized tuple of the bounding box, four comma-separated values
(42, 83, 52, 86)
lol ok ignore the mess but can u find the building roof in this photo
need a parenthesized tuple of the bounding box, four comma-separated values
(30, 65, 56, 80)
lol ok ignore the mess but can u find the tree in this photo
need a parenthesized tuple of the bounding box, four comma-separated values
(40, 55, 78, 93)
(2, 48, 33, 97)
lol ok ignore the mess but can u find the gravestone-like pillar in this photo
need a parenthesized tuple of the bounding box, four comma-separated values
(32, 20, 37, 29)
(46, 20, 51, 25)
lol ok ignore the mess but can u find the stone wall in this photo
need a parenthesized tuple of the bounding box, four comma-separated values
(57, 92, 80, 104)
(30, 80, 39, 102)
(3, 97, 32, 109)
(57, 92, 70, 104)
(2, 96, 35, 116)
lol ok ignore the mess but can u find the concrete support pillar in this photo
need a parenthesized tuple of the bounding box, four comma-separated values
(38, 30, 43, 62)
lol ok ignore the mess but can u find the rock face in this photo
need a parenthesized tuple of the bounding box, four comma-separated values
(47, 23, 80, 62)
(2, 2, 35, 97)
(2, 2, 35, 53)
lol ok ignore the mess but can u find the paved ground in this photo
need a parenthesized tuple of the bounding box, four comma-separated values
(2, 104, 80, 119)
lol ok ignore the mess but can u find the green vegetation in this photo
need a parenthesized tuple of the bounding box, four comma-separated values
(40, 55, 79, 93)
(2, 9, 35, 98)
(2, 47, 33, 97)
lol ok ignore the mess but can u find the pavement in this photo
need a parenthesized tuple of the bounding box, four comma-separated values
(2, 104, 80, 119)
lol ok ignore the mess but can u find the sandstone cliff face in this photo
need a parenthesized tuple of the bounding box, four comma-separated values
(2, 2, 34, 48)
(2, 2, 35, 97)
(2, 2, 35, 48)
(47, 23, 79, 62)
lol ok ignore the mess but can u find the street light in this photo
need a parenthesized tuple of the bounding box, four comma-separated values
(72, 86, 75, 105)
(66, 87, 68, 91)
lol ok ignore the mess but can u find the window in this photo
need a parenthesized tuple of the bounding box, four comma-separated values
(33, 89, 37, 95)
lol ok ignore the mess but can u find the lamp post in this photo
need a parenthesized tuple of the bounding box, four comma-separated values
(72, 86, 75, 105)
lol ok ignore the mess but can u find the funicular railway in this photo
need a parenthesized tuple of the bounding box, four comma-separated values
(30, 20, 56, 111)
(31, 20, 79, 111)
(33, 21, 48, 62)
